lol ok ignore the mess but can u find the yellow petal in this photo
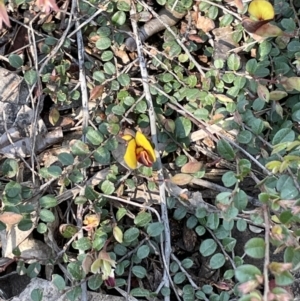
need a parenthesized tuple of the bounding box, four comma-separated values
(248, 0, 274, 21)
(122, 134, 134, 141)
(124, 138, 137, 169)
(135, 131, 156, 163)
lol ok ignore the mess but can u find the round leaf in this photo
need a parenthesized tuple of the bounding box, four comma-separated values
(235, 264, 262, 282)
(2, 159, 18, 178)
(199, 239, 217, 257)
(100, 180, 115, 195)
(147, 222, 164, 237)
(132, 266, 147, 278)
(124, 227, 139, 243)
(9, 54, 24, 68)
(52, 274, 66, 291)
(210, 253, 225, 269)
(39, 195, 57, 208)
(96, 37, 111, 50)
(112, 11, 126, 26)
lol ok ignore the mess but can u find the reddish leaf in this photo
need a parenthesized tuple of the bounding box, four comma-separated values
(181, 161, 203, 174)
(89, 85, 104, 100)
(171, 173, 193, 185)
(0, 212, 23, 225)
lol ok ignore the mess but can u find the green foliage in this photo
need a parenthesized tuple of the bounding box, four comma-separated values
(1, 1, 300, 300)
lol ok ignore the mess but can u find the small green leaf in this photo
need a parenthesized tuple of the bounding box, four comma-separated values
(173, 206, 187, 220)
(9, 54, 24, 68)
(5, 181, 21, 198)
(100, 180, 115, 195)
(233, 190, 248, 210)
(114, 244, 127, 256)
(37, 223, 47, 234)
(132, 265, 147, 278)
(186, 215, 198, 229)
(1, 159, 19, 178)
(210, 253, 225, 269)
(66, 287, 82, 301)
(130, 288, 150, 297)
(101, 51, 114, 61)
(272, 128, 295, 145)
(173, 272, 186, 284)
(258, 40, 272, 57)
(275, 271, 294, 286)
(93, 71, 105, 83)
(238, 159, 251, 176)
(116, 208, 127, 221)
(269, 90, 288, 101)
(235, 264, 262, 282)
(58, 153, 74, 166)
(222, 171, 237, 187)
(70, 140, 89, 155)
(88, 274, 103, 290)
(137, 245, 150, 259)
(181, 258, 193, 269)
(134, 212, 152, 227)
(73, 237, 92, 251)
(227, 53, 241, 71)
(135, 101, 147, 113)
(68, 262, 84, 281)
(18, 219, 33, 231)
(39, 209, 55, 223)
(39, 195, 57, 208)
(27, 262, 41, 278)
(206, 212, 220, 230)
(85, 186, 99, 200)
(195, 207, 207, 219)
(147, 222, 164, 237)
(94, 147, 110, 165)
(118, 74, 130, 86)
(86, 127, 104, 145)
(124, 227, 139, 243)
(217, 139, 235, 160)
(47, 166, 62, 178)
(250, 118, 264, 135)
(31, 288, 43, 301)
(52, 274, 66, 291)
(96, 37, 111, 50)
(112, 11, 126, 26)
(224, 269, 235, 279)
(222, 237, 237, 252)
(112, 104, 125, 115)
(246, 59, 258, 74)
(24, 70, 37, 85)
(103, 62, 116, 75)
(199, 239, 217, 257)
(237, 130, 253, 144)
(175, 117, 192, 138)
(195, 225, 206, 236)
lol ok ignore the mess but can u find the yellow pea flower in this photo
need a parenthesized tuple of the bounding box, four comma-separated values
(123, 131, 156, 169)
(83, 214, 100, 231)
(248, 0, 275, 21)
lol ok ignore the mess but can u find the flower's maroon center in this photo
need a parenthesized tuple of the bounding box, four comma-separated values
(136, 148, 152, 167)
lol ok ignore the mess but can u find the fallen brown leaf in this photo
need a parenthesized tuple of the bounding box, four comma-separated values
(196, 15, 215, 33)
(171, 173, 193, 185)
